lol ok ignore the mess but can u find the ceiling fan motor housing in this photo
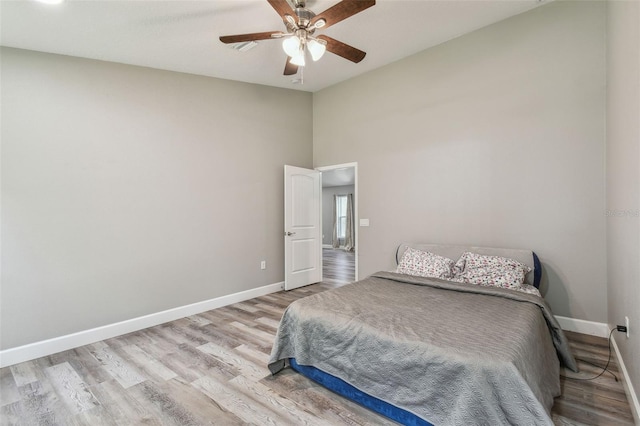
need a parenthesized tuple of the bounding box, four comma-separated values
(285, 6, 315, 32)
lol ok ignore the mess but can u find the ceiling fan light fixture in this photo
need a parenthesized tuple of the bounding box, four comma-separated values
(307, 38, 326, 61)
(282, 36, 301, 57)
(290, 51, 306, 67)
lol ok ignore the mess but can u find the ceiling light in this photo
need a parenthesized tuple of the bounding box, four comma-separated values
(307, 39, 326, 61)
(283, 32, 326, 66)
(34, 0, 64, 4)
(282, 37, 301, 57)
(290, 50, 306, 67)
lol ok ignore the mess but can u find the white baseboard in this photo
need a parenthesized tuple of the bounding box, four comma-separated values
(554, 315, 609, 338)
(322, 244, 333, 249)
(611, 336, 640, 425)
(0, 281, 284, 368)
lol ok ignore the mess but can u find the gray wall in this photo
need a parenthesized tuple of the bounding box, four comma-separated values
(313, 1, 607, 321)
(322, 185, 355, 245)
(606, 0, 640, 410)
(0, 47, 313, 349)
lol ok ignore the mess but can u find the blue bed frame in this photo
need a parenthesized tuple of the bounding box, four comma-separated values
(289, 358, 433, 425)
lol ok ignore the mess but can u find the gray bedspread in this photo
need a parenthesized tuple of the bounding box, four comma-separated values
(268, 271, 578, 426)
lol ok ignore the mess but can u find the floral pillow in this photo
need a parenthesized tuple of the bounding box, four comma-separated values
(518, 283, 541, 297)
(396, 247, 455, 279)
(453, 252, 532, 291)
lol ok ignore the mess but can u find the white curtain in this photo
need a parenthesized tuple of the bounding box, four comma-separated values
(332, 193, 355, 251)
(332, 195, 340, 249)
(344, 193, 355, 252)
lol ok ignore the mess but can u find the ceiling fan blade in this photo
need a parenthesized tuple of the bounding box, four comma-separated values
(219, 31, 281, 44)
(317, 35, 366, 63)
(310, 0, 375, 29)
(267, 0, 295, 21)
(284, 58, 299, 75)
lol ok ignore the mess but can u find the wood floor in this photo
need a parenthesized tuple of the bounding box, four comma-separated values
(555, 331, 635, 425)
(1, 254, 635, 425)
(322, 248, 355, 283)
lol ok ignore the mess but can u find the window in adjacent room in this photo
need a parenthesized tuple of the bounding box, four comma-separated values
(336, 194, 348, 239)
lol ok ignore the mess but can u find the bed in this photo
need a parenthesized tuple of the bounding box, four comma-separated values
(268, 243, 578, 425)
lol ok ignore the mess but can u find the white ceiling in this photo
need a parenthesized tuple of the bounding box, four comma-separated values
(0, 0, 546, 92)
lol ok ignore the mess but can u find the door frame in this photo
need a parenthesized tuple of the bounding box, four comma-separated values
(316, 162, 359, 281)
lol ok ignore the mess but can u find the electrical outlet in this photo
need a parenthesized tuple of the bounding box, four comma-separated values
(625, 316, 630, 338)
(260, 260, 266, 270)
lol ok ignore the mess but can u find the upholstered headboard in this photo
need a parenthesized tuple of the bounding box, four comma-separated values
(395, 243, 542, 288)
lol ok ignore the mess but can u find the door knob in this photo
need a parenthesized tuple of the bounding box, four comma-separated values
(285, 231, 296, 236)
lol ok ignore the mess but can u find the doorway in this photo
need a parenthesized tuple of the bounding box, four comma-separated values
(317, 163, 358, 284)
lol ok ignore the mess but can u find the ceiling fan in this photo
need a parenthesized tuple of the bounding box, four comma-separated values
(219, 0, 375, 76)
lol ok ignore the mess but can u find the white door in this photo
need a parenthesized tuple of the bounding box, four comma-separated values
(284, 165, 322, 290)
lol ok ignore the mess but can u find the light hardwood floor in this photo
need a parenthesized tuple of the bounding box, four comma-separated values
(322, 248, 355, 284)
(0, 256, 635, 425)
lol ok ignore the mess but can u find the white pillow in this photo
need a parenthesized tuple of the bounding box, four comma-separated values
(396, 247, 455, 279)
(453, 252, 532, 290)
